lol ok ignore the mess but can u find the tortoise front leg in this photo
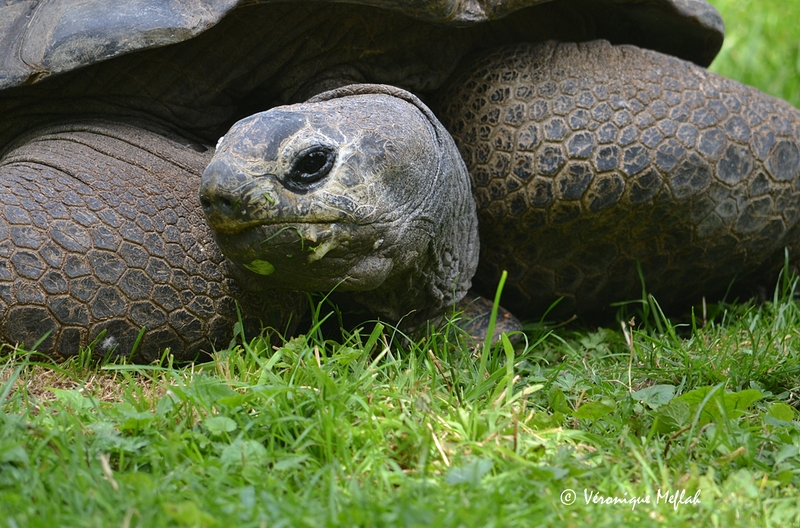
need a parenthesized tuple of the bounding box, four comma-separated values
(437, 40, 800, 320)
(0, 120, 301, 362)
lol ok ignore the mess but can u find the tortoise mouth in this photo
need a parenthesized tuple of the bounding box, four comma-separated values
(212, 220, 394, 291)
(213, 221, 349, 277)
(204, 209, 345, 235)
(213, 220, 341, 255)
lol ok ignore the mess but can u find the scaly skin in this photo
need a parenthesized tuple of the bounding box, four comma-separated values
(0, 120, 302, 361)
(436, 41, 800, 319)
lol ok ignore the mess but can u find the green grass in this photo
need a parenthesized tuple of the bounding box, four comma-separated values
(3, 281, 800, 527)
(3, 1, 800, 526)
(709, 0, 800, 106)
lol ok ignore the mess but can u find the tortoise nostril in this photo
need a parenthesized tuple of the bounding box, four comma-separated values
(199, 189, 239, 218)
(200, 159, 251, 220)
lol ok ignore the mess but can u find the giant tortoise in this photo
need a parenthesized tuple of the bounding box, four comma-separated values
(1, 0, 798, 362)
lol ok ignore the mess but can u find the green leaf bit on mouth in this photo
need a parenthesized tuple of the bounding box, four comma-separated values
(243, 259, 276, 275)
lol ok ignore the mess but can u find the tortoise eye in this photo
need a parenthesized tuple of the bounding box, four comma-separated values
(285, 146, 335, 191)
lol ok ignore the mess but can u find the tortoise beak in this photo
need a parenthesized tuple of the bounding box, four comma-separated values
(199, 158, 261, 234)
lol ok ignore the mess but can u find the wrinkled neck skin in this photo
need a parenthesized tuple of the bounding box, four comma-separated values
(201, 84, 479, 327)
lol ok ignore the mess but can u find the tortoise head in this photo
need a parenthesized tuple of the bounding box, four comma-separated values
(199, 84, 478, 324)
